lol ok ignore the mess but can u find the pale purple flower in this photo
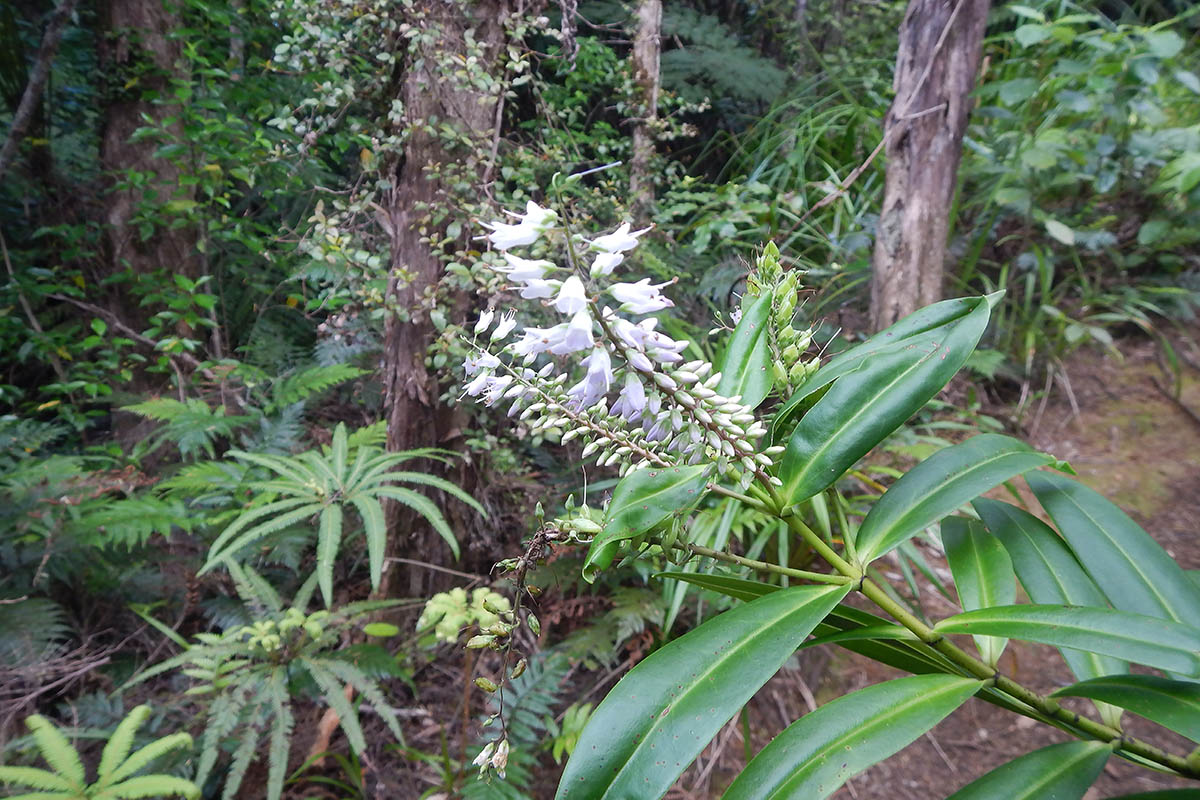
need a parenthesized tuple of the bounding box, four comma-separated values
(590, 222, 650, 253)
(464, 351, 500, 375)
(590, 251, 624, 277)
(568, 348, 613, 409)
(554, 276, 588, 315)
(610, 373, 647, 421)
(511, 324, 567, 361)
(483, 374, 514, 406)
(610, 279, 674, 315)
(491, 310, 518, 341)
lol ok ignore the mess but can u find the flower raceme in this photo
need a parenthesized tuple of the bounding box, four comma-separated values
(463, 203, 773, 487)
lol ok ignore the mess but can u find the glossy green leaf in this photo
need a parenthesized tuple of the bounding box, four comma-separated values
(717, 289, 774, 409)
(583, 465, 710, 581)
(655, 572, 778, 602)
(942, 517, 1015, 666)
(769, 294, 1000, 444)
(723, 675, 981, 800)
(1052, 675, 1200, 743)
(1027, 472, 1200, 626)
(1106, 791, 1200, 799)
(947, 741, 1110, 800)
(779, 297, 991, 505)
(800, 623, 919, 649)
(855, 434, 1051, 563)
(556, 584, 850, 800)
(974, 498, 1126, 681)
(935, 605, 1200, 676)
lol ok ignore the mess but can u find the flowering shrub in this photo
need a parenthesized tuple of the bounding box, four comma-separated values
(457, 196, 1200, 798)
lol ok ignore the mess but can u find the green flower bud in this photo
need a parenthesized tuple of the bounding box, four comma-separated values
(526, 613, 541, 636)
(511, 658, 527, 679)
(466, 634, 495, 649)
(475, 677, 499, 693)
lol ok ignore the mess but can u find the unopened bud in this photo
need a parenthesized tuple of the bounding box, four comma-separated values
(475, 677, 499, 692)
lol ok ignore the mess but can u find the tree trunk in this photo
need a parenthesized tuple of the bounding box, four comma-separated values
(99, 0, 198, 299)
(629, 0, 661, 223)
(869, 0, 988, 332)
(381, 1, 508, 598)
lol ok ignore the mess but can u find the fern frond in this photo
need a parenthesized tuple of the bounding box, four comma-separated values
(0, 599, 71, 667)
(349, 494, 385, 591)
(73, 495, 193, 549)
(97, 774, 200, 799)
(315, 505, 343, 607)
(367, 470, 486, 517)
(0, 766, 74, 792)
(267, 365, 365, 414)
(25, 715, 86, 790)
(318, 658, 403, 742)
(343, 421, 386, 450)
(264, 668, 293, 800)
(225, 450, 318, 488)
(292, 571, 320, 611)
(225, 562, 282, 614)
(219, 709, 262, 800)
(102, 732, 194, 788)
(96, 706, 150, 787)
(330, 423, 348, 480)
(196, 680, 260, 786)
(298, 657, 365, 753)
(158, 461, 249, 501)
(203, 500, 319, 569)
(371, 486, 459, 558)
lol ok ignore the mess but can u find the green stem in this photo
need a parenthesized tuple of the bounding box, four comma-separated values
(708, 483, 769, 512)
(681, 543, 851, 587)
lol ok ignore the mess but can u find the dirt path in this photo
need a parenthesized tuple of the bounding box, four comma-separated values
(826, 335, 1200, 799)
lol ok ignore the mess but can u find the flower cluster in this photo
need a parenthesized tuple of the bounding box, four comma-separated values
(463, 202, 773, 487)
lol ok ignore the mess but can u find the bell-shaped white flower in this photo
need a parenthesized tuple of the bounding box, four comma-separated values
(499, 253, 556, 282)
(610, 278, 674, 315)
(511, 323, 567, 361)
(610, 373, 647, 421)
(473, 309, 495, 335)
(474, 742, 496, 775)
(590, 251, 624, 277)
(491, 309, 518, 341)
(590, 222, 650, 253)
(553, 275, 588, 315)
(480, 201, 558, 251)
(568, 347, 613, 409)
(519, 278, 560, 299)
(464, 351, 500, 375)
(491, 739, 510, 780)
(553, 310, 594, 354)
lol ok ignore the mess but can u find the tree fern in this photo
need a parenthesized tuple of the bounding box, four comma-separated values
(202, 422, 483, 607)
(123, 398, 251, 461)
(0, 706, 197, 800)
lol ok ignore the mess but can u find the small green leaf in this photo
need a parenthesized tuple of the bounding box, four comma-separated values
(942, 518, 1015, 666)
(1138, 218, 1170, 245)
(779, 297, 991, 504)
(723, 675, 981, 800)
(855, 434, 1051, 564)
(935, 605, 1200, 675)
(1027, 472, 1200, 627)
(1044, 219, 1075, 245)
(1144, 30, 1184, 59)
(716, 290, 774, 409)
(555, 584, 851, 799)
(999, 77, 1039, 105)
(1014, 24, 1051, 47)
(1052, 675, 1200, 743)
(947, 741, 1109, 800)
(362, 622, 400, 637)
(582, 465, 710, 581)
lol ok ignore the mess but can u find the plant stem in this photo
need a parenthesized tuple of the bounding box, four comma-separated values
(681, 543, 851, 587)
(707, 483, 769, 512)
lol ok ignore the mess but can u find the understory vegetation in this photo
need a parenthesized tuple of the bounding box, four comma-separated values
(2, 1, 1200, 798)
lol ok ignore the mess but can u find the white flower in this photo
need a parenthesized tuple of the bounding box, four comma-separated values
(554, 310, 594, 354)
(519, 278, 560, 299)
(511, 324, 567, 361)
(483, 374, 514, 406)
(491, 310, 518, 341)
(590, 222, 650, 253)
(590, 251, 624, 277)
(464, 371, 491, 396)
(568, 347, 613, 409)
(474, 309, 495, 335)
(554, 275, 589, 315)
(464, 351, 500, 375)
(610, 279, 674, 315)
(474, 742, 496, 775)
(499, 253, 556, 282)
(480, 201, 558, 251)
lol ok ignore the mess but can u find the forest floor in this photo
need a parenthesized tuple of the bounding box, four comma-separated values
(666, 329, 1200, 799)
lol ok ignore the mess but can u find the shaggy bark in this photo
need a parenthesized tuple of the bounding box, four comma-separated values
(381, 1, 509, 597)
(869, 0, 988, 332)
(629, 0, 662, 223)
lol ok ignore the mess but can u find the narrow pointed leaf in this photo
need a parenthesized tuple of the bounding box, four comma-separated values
(316, 505, 343, 607)
(26, 715, 86, 790)
(0, 766, 74, 792)
(582, 465, 710, 581)
(555, 584, 851, 799)
(856, 434, 1051, 563)
(942, 517, 1015, 666)
(1052, 675, 1200, 743)
(1027, 472, 1200, 625)
(800, 623, 919, 649)
(371, 486, 459, 559)
(946, 741, 1110, 800)
(935, 605, 1200, 675)
(654, 572, 777, 602)
(723, 675, 981, 800)
(1106, 792, 1200, 799)
(98, 774, 200, 799)
(717, 289, 774, 409)
(974, 498, 1126, 681)
(97, 706, 150, 787)
(779, 297, 990, 504)
(331, 422, 348, 483)
(350, 494, 386, 592)
(769, 294, 999, 444)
